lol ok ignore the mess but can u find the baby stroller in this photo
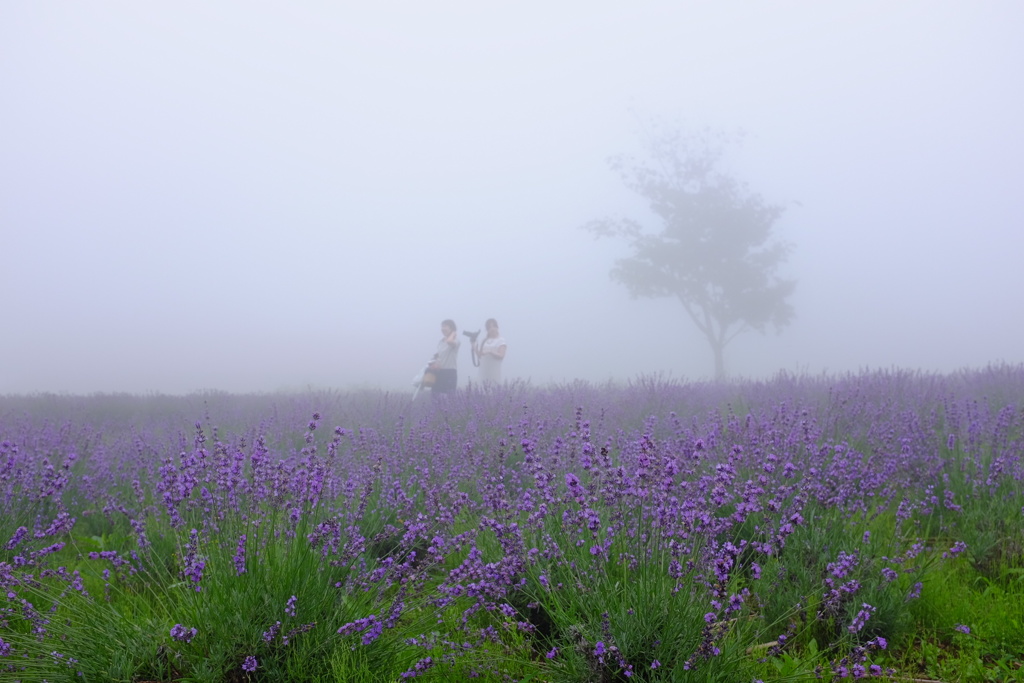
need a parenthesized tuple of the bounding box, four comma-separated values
(411, 361, 438, 400)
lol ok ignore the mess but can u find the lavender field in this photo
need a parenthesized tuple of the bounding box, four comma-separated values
(2, 368, 1023, 682)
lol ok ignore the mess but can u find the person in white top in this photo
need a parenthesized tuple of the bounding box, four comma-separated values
(474, 318, 507, 385)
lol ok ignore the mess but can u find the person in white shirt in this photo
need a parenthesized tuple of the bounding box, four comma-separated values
(474, 318, 507, 385)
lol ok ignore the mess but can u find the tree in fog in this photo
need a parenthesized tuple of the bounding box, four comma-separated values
(585, 126, 795, 380)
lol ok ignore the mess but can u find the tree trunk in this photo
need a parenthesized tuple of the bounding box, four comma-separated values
(713, 342, 726, 381)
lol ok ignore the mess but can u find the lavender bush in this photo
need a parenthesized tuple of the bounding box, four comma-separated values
(2, 367, 1023, 681)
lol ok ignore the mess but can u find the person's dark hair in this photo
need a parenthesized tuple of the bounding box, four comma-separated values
(485, 318, 498, 329)
(441, 319, 457, 331)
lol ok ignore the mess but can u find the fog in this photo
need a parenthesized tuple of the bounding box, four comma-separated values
(3, 2, 1022, 395)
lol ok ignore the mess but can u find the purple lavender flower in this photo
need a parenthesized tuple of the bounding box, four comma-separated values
(5, 526, 28, 550)
(262, 621, 281, 643)
(337, 614, 383, 645)
(944, 541, 968, 559)
(282, 621, 317, 646)
(285, 595, 297, 618)
(955, 624, 971, 634)
(233, 534, 247, 575)
(170, 624, 197, 643)
(182, 529, 205, 592)
(400, 657, 434, 678)
(242, 655, 257, 672)
(827, 551, 858, 578)
(564, 472, 586, 503)
(848, 603, 875, 633)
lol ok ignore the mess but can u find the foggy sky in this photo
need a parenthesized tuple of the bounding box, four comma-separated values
(3, 2, 1023, 395)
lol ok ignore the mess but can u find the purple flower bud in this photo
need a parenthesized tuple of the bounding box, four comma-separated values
(170, 624, 197, 643)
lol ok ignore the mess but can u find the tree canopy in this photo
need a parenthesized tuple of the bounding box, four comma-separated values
(585, 127, 795, 379)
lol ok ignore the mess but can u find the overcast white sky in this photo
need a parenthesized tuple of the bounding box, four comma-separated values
(2, 1, 1022, 395)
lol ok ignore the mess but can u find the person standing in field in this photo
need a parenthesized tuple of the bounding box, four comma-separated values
(475, 318, 507, 385)
(429, 319, 460, 394)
